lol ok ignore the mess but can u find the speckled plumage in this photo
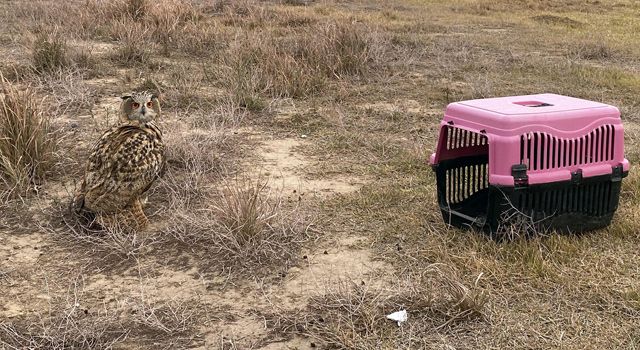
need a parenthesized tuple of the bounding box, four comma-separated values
(73, 92, 165, 230)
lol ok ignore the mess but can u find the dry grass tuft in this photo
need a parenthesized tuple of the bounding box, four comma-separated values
(151, 117, 236, 213)
(429, 264, 488, 324)
(313, 23, 378, 78)
(0, 77, 58, 199)
(567, 40, 619, 60)
(32, 32, 69, 74)
(127, 0, 148, 20)
(163, 179, 311, 276)
(175, 21, 226, 57)
(493, 204, 550, 241)
(220, 21, 381, 109)
(2, 0, 639, 348)
(110, 20, 153, 65)
(531, 14, 584, 28)
(213, 181, 280, 247)
(160, 63, 207, 110)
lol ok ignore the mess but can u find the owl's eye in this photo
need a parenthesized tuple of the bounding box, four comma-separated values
(132, 102, 140, 109)
(146, 101, 153, 108)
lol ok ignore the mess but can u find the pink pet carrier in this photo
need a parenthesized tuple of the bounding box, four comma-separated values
(429, 93, 629, 234)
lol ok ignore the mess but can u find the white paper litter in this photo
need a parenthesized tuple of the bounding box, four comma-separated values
(386, 309, 408, 326)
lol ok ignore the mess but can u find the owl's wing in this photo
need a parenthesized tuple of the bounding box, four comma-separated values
(82, 125, 165, 212)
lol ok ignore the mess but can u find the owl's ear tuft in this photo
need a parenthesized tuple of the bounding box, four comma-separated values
(121, 95, 132, 101)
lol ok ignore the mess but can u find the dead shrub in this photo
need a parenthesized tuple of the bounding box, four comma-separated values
(0, 278, 199, 349)
(189, 96, 247, 129)
(13, 1, 112, 39)
(0, 281, 128, 349)
(164, 119, 232, 172)
(32, 69, 97, 115)
(0, 77, 58, 198)
(129, 298, 197, 339)
(235, 39, 326, 99)
(297, 281, 416, 348)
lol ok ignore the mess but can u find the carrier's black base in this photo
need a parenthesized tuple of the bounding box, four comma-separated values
(434, 155, 626, 238)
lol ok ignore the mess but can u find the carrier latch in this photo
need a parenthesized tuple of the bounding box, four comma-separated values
(571, 169, 583, 184)
(611, 164, 623, 182)
(511, 164, 528, 187)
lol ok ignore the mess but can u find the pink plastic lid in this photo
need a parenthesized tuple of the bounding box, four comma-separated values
(445, 93, 620, 135)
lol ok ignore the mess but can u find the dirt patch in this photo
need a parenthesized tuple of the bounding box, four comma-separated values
(71, 40, 117, 56)
(201, 317, 268, 349)
(359, 99, 425, 114)
(249, 133, 365, 196)
(280, 243, 387, 308)
(258, 336, 311, 350)
(1, 232, 47, 265)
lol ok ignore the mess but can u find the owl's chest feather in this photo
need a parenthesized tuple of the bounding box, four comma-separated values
(87, 123, 165, 181)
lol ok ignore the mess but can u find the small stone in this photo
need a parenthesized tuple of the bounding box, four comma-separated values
(301, 134, 308, 138)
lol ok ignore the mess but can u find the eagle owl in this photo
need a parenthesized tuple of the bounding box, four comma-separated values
(73, 92, 165, 230)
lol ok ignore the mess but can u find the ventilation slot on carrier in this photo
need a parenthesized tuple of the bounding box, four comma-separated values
(445, 162, 488, 205)
(446, 126, 487, 150)
(519, 125, 615, 171)
(515, 181, 615, 218)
